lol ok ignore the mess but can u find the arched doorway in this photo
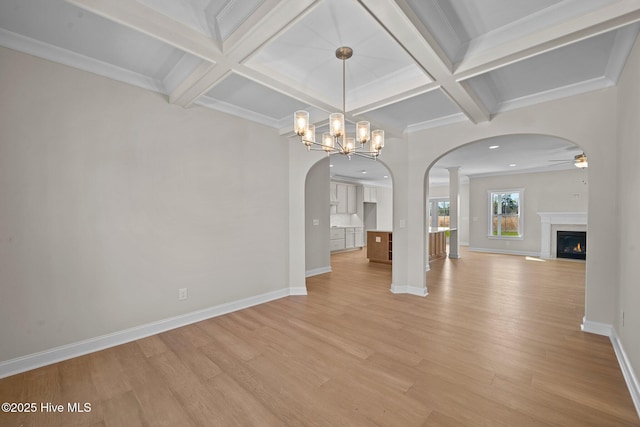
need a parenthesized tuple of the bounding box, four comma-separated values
(304, 155, 394, 277)
(423, 134, 588, 294)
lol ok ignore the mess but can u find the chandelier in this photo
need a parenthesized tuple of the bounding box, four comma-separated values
(293, 47, 384, 159)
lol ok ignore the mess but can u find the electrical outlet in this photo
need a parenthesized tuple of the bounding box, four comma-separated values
(178, 288, 188, 301)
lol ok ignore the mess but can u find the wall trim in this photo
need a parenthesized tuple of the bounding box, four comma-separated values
(390, 284, 428, 297)
(580, 318, 613, 336)
(288, 287, 308, 296)
(305, 266, 332, 277)
(581, 317, 640, 419)
(0, 287, 300, 379)
(611, 331, 640, 418)
(468, 247, 540, 257)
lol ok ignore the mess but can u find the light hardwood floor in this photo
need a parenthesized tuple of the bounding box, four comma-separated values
(1, 248, 638, 426)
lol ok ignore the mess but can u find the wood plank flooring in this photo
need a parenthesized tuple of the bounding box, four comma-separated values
(1, 248, 638, 426)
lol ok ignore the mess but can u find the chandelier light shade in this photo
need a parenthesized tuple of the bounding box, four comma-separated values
(329, 113, 345, 137)
(293, 47, 385, 159)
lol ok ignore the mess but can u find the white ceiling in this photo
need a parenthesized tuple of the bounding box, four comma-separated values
(1, 0, 638, 186)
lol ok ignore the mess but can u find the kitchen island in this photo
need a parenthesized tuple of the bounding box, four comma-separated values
(429, 227, 452, 260)
(366, 231, 392, 264)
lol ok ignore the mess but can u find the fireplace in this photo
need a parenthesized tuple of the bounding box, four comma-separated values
(556, 231, 586, 260)
(538, 212, 587, 259)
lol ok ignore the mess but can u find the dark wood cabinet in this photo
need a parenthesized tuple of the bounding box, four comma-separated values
(367, 231, 392, 264)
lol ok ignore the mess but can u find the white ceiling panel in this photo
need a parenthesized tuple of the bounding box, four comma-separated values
(464, 27, 634, 114)
(137, 0, 265, 43)
(429, 135, 584, 185)
(403, 0, 618, 64)
(245, 0, 431, 111)
(363, 89, 463, 131)
(202, 73, 309, 123)
(0, 0, 186, 83)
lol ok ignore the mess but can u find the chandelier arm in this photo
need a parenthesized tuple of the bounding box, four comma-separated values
(348, 151, 380, 160)
(301, 139, 339, 152)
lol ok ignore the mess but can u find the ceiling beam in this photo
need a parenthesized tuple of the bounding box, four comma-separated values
(67, 0, 328, 110)
(350, 83, 440, 116)
(223, 0, 319, 63)
(357, 0, 491, 124)
(169, 63, 230, 107)
(454, 0, 640, 80)
(66, 0, 223, 62)
(181, 0, 324, 108)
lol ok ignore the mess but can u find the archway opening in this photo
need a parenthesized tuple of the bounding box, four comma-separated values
(304, 154, 394, 278)
(423, 134, 588, 304)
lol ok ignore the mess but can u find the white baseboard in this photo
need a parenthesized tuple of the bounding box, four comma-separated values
(288, 287, 308, 296)
(305, 266, 331, 277)
(580, 318, 613, 336)
(611, 331, 640, 419)
(468, 247, 540, 257)
(581, 317, 640, 419)
(0, 287, 300, 379)
(390, 284, 428, 297)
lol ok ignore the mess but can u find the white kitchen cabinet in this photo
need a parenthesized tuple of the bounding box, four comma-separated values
(347, 185, 356, 214)
(330, 182, 338, 205)
(332, 182, 357, 214)
(330, 239, 346, 251)
(355, 228, 363, 247)
(345, 228, 355, 249)
(330, 228, 346, 251)
(336, 184, 348, 213)
(330, 228, 345, 240)
(330, 227, 364, 251)
(363, 186, 377, 203)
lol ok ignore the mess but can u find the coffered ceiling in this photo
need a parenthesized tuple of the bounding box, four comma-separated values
(1, 0, 639, 185)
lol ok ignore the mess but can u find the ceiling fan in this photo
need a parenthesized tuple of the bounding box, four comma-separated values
(548, 152, 588, 168)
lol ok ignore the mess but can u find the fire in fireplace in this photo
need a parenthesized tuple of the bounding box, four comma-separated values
(556, 231, 586, 260)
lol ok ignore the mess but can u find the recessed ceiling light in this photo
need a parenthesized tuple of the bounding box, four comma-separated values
(361, 170, 367, 174)
(489, 145, 500, 149)
(383, 175, 389, 178)
(509, 163, 517, 167)
(329, 164, 334, 168)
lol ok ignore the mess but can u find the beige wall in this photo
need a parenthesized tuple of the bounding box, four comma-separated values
(617, 35, 640, 387)
(305, 158, 330, 274)
(0, 47, 290, 362)
(374, 186, 393, 231)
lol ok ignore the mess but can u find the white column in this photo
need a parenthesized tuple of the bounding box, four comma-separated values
(448, 167, 460, 259)
(429, 200, 438, 229)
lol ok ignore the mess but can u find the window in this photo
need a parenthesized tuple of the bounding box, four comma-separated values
(489, 190, 523, 238)
(428, 198, 449, 228)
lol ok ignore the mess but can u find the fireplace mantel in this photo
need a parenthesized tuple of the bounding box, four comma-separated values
(537, 212, 587, 258)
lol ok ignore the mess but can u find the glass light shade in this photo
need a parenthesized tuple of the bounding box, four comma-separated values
(322, 132, 334, 152)
(303, 124, 315, 146)
(344, 137, 355, 154)
(294, 111, 309, 136)
(371, 130, 384, 151)
(329, 113, 344, 137)
(356, 121, 370, 145)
